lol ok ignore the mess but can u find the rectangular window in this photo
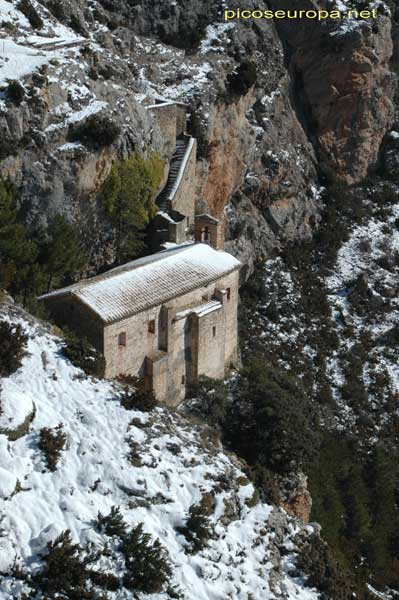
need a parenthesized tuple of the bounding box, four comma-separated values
(118, 332, 126, 347)
(148, 319, 156, 334)
(181, 375, 185, 385)
(213, 326, 216, 337)
(227, 288, 231, 300)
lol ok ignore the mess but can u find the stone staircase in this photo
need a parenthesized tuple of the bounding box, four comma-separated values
(156, 139, 188, 213)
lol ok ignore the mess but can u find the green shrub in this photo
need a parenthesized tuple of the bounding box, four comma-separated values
(17, 0, 43, 29)
(227, 59, 257, 97)
(296, 534, 358, 599)
(47, 0, 66, 21)
(33, 530, 96, 598)
(41, 214, 87, 293)
(120, 381, 157, 412)
(159, 17, 207, 51)
(89, 569, 120, 591)
(62, 329, 105, 377)
(225, 358, 320, 474)
(0, 136, 19, 160)
(7, 80, 25, 106)
(39, 424, 67, 471)
(178, 502, 212, 553)
(69, 14, 86, 35)
(121, 523, 172, 593)
(96, 506, 127, 538)
(100, 153, 164, 263)
(0, 321, 28, 377)
(68, 114, 121, 149)
(188, 376, 228, 428)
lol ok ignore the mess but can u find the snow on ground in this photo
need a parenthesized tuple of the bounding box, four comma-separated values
(45, 99, 108, 132)
(199, 23, 234, 54)
(0, 0, 30, 28)
(0, 310, 319, 599)
(0, 39, 53, 86)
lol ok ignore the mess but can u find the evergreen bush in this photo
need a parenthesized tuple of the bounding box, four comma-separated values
(7, 80, 25, 106)
(39, 424, 67, 471)
(178, 503, 212, 553)
(225, 358, 320, 474)
(17, 0, 43, 29)
(62, 330, 105, 378)
(121, 523, 172, 593)
(0, 179, 86, 307)
(120, 384, 157, 412)
(0, 321, 28, 377)
(68, 114, 121, 149)
(296, 534, 357, 599)
(96, 506, 127, 538)
(33, 530, 96, 599)
(188, 376, 228, 428)
(227, 60, 257, 97)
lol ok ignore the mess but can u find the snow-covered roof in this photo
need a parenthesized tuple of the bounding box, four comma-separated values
(40, 243, 240, 324)
(174, 300, 222, 321)
(197, 214, 220, 225)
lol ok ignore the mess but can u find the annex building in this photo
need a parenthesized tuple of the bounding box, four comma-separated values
(40, 243, 241, 406)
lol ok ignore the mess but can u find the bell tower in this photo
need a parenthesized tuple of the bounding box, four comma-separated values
(194, 214, 224, 250)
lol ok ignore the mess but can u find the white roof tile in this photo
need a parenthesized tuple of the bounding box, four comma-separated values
(40, 243, 240, 324)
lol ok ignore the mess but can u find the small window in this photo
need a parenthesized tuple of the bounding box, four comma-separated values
(118, 332, 126, 347)
(213, 326, 216, 337)
(148, 319, 156, 334)
(227, 288, 231, 301)
(181, 375, 185, 385)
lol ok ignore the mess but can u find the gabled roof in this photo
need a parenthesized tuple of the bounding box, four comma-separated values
(196, 214, 220, 225)
(39, 243, 240, 324)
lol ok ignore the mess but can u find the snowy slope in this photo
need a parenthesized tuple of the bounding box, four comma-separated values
(0, 305, 319, 600)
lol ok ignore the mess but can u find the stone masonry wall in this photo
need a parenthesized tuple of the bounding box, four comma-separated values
(43, 295, 104, 351)
(193, 307, 226, 382)
(171, 138, 197, 226)
(147, 103, 178, 159)
(103, 267, 240, 405)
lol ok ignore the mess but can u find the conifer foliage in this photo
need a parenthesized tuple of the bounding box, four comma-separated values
(121, 523, 172, 593)
(96, 506, 127, 538)
(0, 178, 86, 307)
(33, 530, 97, 599)
(100, 154, 164, 264)
(0, 321, 28, 377)
(62, 330, 105, 378)
(39, 424, 67, 472)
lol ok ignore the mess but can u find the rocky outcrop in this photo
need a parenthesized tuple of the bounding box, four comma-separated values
(269, 0, 395, 184)
(1, 0, 397, 276)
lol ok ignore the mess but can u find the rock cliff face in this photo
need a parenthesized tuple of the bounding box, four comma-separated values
(269, 0, 395, 184)
(0, 0, 397, 273)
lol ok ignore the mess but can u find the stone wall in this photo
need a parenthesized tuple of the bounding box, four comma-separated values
(171, 137, 197, 226)
(191, 306, 226, 382)
(43, 295, 104, 351)
(175, 104, 188, 138)
(147, 102, 178, 159)
(103, 266, 240, 406)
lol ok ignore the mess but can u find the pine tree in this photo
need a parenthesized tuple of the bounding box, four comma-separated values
(365, 446, 399, 586)
(42, 215, 86, 292)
